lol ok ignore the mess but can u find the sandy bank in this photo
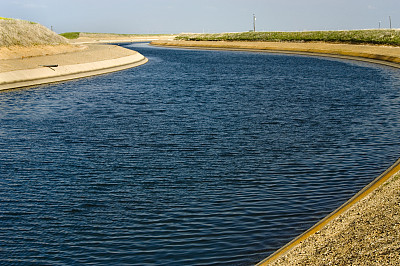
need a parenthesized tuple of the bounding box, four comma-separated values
(0, 44, 147, 91)
(0, 44, 86, 60)
(151, 40, 400, 68)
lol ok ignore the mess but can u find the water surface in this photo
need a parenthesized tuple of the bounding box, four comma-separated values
(1, 43, 400, 265)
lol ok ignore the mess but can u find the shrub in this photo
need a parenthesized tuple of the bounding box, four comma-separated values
(60, 32, 81, 39)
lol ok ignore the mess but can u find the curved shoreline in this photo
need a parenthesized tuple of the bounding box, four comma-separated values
(152, 40, 400, 264)
(0, 44, 148, 91)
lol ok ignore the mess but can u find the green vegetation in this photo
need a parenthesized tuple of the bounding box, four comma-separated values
(176, 30, 400, 46)
(60, 32, 80, 39)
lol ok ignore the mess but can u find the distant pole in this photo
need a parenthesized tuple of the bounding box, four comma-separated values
(379, 21, 381, 29)
(389, 16, 392, 29)
(253, 14, 256, 32)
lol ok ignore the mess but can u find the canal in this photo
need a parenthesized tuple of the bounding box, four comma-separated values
(1, 43, 400, 265)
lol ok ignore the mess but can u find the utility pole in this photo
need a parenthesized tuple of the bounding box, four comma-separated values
(253, 14, 256, 32)
(389, 16, 392, 29)
(379, 21, 381, 29)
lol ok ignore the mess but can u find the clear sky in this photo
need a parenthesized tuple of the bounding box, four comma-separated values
(2, 0, 399, 34)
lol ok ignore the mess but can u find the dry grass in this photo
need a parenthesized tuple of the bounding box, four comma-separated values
(0, 18, 68, 47)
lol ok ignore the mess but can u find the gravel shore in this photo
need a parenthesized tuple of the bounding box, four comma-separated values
(269, 171, 400, 265)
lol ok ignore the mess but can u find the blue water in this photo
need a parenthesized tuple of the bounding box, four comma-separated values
(1, 43, 400, 265)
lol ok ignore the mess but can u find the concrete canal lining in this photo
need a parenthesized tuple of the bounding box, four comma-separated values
(0, 44, 148, 91)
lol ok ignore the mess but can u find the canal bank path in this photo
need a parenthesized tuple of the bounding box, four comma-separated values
(151, 40, 400, 265)
(0, 43, 148, 91)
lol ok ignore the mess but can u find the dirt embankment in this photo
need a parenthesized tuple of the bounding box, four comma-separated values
(0, 18, 82, 60)
(0, 18, 67, 47)
(0, 18, 148, 90)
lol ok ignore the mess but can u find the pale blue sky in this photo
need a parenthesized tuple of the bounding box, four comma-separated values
(2, 0, 399, 34)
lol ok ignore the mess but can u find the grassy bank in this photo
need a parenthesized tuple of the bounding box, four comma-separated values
(176, 30, 400, 46)
(0, 17, 67, 47)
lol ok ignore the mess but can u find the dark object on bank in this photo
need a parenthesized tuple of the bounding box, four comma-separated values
(40, 64, 59, 71)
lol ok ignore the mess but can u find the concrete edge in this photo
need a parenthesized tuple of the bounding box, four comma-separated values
(0, 52, 148, 91)
(257, 158, 400, 265)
